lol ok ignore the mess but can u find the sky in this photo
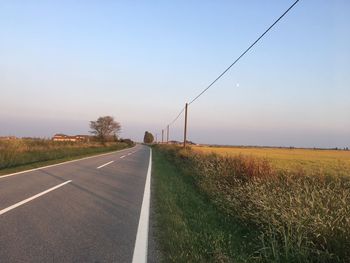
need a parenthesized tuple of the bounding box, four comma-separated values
(0, 0, 349, 148)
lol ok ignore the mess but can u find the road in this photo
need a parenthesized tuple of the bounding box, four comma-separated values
(0, 144, 151, 263)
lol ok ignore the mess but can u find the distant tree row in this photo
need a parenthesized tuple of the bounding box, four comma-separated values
(90, 116, 156, 146)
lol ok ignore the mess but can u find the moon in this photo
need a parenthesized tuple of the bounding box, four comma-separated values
(236, 83, 240, 88)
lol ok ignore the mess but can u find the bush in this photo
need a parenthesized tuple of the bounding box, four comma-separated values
(119, 138, 135, 147)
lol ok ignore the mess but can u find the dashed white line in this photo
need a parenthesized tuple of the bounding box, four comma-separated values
(132, 148, 152, 263)
(97, 161, 114, 169)
(128, 153, 132, 156)
(0, 180, 72, 216)
(120, 155, 126, 159)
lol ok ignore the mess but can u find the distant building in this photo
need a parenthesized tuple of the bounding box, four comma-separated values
(52, 134, 76, 142)
(167, 140, 197, 145)
(75, 135, 90, 142)
(0, 136, 17, 140)
(52, 134, 90, 142)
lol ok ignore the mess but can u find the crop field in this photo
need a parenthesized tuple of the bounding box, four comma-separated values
(192, 146, 350, 177)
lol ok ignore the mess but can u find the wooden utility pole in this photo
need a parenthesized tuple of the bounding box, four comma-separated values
(167, 125, 169, 143)
(162, 129, 164, 144)
(183, 103, 188, 148)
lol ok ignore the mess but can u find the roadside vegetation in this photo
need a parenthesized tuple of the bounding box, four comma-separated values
(0, 138, 134, 175)
(153, 145, 350, 262)
(152, 147, 258, 262)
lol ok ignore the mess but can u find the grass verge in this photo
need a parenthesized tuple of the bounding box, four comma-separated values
(152, 146, 260, 262)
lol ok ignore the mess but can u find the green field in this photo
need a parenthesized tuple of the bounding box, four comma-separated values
(193, 146, 350, 177)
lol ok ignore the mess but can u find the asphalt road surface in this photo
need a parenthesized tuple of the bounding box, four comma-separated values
(0, 144, 151, 263)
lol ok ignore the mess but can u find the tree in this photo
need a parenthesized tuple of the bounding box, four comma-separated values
(90, 116, 121, 143)
(143, 131, 154, 144)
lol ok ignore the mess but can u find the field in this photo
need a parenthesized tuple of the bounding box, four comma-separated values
(0, 139, 132, 175)
(154, 145, 350, 262)
(192, 146, 350, 177)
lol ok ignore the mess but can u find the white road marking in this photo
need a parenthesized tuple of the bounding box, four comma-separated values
(128, 153, 132, 156)
(120, 155, 126, 159)
(0, 180, 72, 216)
(97, 161, 114, 169)
(132, 148, 152, 263)
(0, 145, 137, 179)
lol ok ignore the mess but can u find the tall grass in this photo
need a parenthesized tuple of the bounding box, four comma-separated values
(152, 149, 258, 262)
(0, 139, 129, 170)
(157, 145, 350, 262)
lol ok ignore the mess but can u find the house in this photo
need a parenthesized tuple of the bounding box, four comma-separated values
(52, 134, 77, 142)
(52, 134, 91, 142)
(0, 136, 17, 140)
(75, 135, 90, 142)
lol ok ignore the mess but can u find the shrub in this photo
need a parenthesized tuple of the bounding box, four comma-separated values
(119, 138, 135, 147)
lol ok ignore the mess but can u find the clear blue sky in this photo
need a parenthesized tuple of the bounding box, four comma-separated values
(0, 0, 349, 147)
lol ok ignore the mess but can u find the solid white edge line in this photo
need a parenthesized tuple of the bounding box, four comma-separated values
(0, 180, 72, 216)
(132, 147, 152, 263)
(97, 160, 114, 169)
(0, 145, 137, 179)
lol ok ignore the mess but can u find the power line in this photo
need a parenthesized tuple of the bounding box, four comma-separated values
(162, 0, 300, 141)
(167, 106, 185, 127)
(188, 0, 300, 105)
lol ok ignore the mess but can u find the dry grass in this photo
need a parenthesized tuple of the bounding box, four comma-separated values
(192, 146, 350, 177)
(0, 139, 129, 170)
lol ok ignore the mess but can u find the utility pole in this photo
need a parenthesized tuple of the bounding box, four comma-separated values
(167, 125, 169, 143)
(155, 133, 158, 143)
(162, 129, 164, 144)
(183, 103, 188, 148)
